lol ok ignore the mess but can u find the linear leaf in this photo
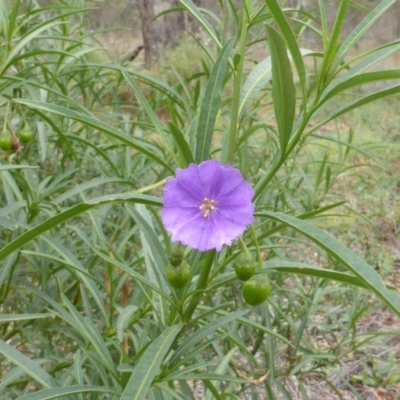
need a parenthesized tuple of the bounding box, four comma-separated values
(61, 294, 117, 376)
(266, 25, 296, 156)
(17, 385, 119, 400)
(177, 0, 221, 48)
(313, 84, 400, 133)
(0, 339, 58, 389)
(126, 205, 170, 319)
(14, 99, 173, 172)
(260, 211, 400, 317)
(167, 122, 195, 168)
(195, 38, 234, 163)
(333, 0, 395, 69)
(121, 69, 177, 163)
(0, 313, 56, 322)
(319, 70, 400, 106)
(323, 0, 350, 69)
(239, 56, 272, 119)
(0, 193, 161, 262)
(263, 261, 370, 288)
(169, 310, 248, 364)
(265, 0, 307, 101)
(94, 250, 177, 305)
(0, 165, 37, 171)
(120, 324, 183, 400)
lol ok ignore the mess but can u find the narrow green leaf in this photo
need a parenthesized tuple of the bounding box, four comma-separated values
(323, 0, 350, 69)
(17, 385, 119, 400)
(0, 313, 56, 322)
(170, 310, 248, 364)
(94, 249, 177, 306)
(260, 211, 400, 317)
(0, 165, 37, 171)
(117, 305, 138, 342)
(167, 122, 195, 168)
(0, 193, 162, 262)
(320, 39, 400, 102)
(126, 68, 187, 109)
(129, 204, 169, 325)
(263, 261, 370, 288)
(177, 0, 221, 48)
(52, 177, 134, 204)
(205, 348, 238, 400)
(0, 339, 58, 389)
(319, 70, 400, 106)
(312, 84, 400, 133)
(126, 205, 169, 269)
(239, 57, 272, 119)
(266, 25, 296, 156)
(195, 38, 234, 163)
(265, 0, 307, 102)
(177, 373, 246, 383)
(61, 294, 117, 377)
(333, 0, 395, 69)
(13, 99, 173, 172)
(120, 324, 183, 400)
(121, 69, 177, 164)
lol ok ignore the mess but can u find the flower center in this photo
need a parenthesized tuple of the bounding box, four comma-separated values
(199, 197, 216, 218)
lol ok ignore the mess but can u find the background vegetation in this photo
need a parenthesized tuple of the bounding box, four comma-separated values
(1, 0, 400, 399)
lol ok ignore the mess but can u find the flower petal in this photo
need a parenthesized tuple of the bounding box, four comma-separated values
(161, 160, 255, 252)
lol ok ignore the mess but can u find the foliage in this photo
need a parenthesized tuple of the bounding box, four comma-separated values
(1, 0, 400, 398)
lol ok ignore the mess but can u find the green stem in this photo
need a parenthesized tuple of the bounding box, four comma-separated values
(250, 225, 263, 269)
(222, 7, 249, 164)
(253, 108, 315, 200)
(183, 250, 216, 323)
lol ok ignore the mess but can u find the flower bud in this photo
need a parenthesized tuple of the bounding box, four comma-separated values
(168, 242, 185, 267)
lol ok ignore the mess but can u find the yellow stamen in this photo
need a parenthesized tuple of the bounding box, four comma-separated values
(199, 197, 216, 218)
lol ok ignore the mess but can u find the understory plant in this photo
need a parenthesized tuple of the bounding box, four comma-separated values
(1, 0, 400, 398)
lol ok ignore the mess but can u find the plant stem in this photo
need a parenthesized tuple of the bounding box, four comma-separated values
(183, 250, 216, 323)
(250, 225, 263, 269)
(254, 108, 314, 200)
(222, 7, 249, 164)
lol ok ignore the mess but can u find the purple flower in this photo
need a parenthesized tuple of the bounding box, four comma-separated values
(161, 160, 255, 252)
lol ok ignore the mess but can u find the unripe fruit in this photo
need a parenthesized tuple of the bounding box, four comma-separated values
(168, 242, 185, 267)
(0, 133, 12, 151)
(18, 125, 34, 143)
(242, 275, 271, 306)
(234, 250, 255, 281)
(166, 261, 191, 289)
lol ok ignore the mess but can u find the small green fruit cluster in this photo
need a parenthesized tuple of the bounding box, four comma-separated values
(0, 124, 34, 152)
(166, 243, 191, 289)
(234, 242, 271, 306)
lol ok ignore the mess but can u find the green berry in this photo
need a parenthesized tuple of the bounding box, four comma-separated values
(0, 133, 12, 151)
(166, 261, 191, 289)
(234, 250, 255, 281)
(18, 125, 34, 143)
(242, 275, 271, 306)
(168, 242, 185, 267)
